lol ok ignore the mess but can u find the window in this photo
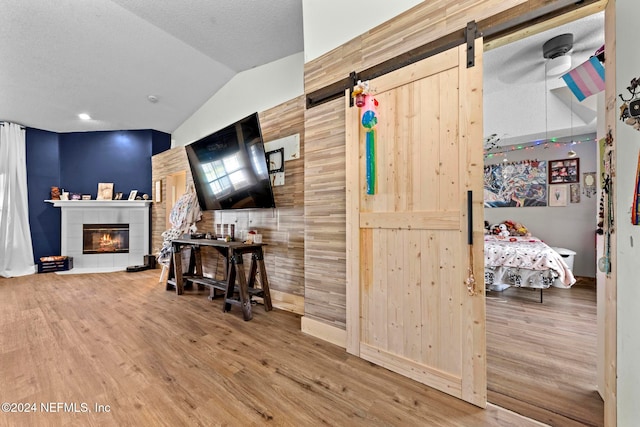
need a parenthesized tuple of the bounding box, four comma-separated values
(201, 153, 250, 196)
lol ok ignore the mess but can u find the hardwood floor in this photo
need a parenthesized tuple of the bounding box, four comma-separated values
(0, 270, 542, 427)
(487, 278, 604, 426)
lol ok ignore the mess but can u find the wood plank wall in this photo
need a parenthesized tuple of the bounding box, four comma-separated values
(303, 98, 347, 328)
(302, 0, 568, 333)
(151, 147, 191, 255)
(151, 96, 306, 314)
(304, 0, 526, 94)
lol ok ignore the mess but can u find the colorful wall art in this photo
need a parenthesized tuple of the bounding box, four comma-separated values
(484, 160, 548, 207)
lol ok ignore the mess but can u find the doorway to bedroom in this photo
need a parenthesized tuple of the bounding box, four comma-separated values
(483, 10, 604, 426)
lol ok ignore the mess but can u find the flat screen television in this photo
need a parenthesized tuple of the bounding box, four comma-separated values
(185, 113, 276, 210)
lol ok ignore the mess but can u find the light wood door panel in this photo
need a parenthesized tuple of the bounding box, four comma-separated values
(346, 40, 485, 407)
(165, 170, 186, 230)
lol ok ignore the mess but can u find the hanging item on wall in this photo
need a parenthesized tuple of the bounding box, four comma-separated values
(548, 184, 568, 207)
(619, 76, 640, 131)
(484, 160, 547, 207)
(570, 183, 580, 203)
(598, 129, 615, 274)
(583, 172, 597, 198)
(561, 55, 605, 102)
(632, 151, 640, 225)
(549, 158, 580, 184)
(353, 80, 378, 195)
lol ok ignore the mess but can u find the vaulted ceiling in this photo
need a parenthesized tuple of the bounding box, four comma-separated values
(1, 2, 603, 142)
(0, 0, 303, 133)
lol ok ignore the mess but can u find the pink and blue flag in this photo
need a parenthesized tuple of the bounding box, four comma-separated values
(562, 56, 605, 101)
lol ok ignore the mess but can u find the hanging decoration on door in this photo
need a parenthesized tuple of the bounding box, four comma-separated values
(353, 80, 378, 195)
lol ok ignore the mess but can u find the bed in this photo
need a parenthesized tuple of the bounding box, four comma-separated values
(484, 235, 576, 295)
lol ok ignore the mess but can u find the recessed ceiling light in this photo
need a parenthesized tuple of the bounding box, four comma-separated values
(147, 95, 158, 103)
(78, 113, 91, 120)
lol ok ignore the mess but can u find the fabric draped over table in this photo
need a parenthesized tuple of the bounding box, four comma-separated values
(157, 191, 202, 266)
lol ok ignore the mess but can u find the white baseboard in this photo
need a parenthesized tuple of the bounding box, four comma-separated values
(301, 316, 346, 348)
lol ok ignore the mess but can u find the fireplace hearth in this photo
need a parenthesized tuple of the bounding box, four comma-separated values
(83, 223, 130, 254)
(47, 199, 151, 273)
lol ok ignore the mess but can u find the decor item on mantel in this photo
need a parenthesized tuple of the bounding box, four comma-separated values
(50, 186, 60, 200)
(97, 182, 114, 200)
(128, 190, 138, 200)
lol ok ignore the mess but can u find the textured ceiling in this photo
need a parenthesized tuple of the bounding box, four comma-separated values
(484, 12, 605, 147)
(0, 0, 303, 133)
(1, 2, 603, 140)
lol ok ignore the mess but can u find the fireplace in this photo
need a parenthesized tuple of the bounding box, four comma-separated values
(48, 199, 151, 273)
(83, 223, 130, 254)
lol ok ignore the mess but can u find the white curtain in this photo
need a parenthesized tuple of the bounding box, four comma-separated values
(0, 122, 35, 277)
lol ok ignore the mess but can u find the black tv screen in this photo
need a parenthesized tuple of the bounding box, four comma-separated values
(185, 113, 276, 210)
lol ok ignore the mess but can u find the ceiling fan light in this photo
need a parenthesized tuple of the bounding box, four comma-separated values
(546, 55, 572, 77)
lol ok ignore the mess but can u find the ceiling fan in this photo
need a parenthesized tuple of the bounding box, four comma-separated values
(494, 26, 603, 85)
(542, 33, 574, 76)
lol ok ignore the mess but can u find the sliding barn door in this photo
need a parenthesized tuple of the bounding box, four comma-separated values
(346, 40, 486, 407)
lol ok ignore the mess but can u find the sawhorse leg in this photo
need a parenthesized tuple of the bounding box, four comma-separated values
(247, 249, 272, 311)
(167, 244, 184, 294)
(223, 252, 253, 321)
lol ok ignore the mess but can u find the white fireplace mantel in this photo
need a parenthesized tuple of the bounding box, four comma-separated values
(46, 199, 152, 273)
(46, 200, 152, 208)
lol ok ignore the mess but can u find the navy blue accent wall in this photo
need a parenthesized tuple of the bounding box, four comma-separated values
(25, 128, 170, 260)
(59, 130, 155, 198)
(151, 130, 171, 156)
(26, 128, 61, 261)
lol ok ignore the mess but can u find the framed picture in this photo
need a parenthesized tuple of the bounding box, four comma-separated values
(583, 172, 597, 198)
(549, 184, 569, 207)
(97, 182, 114, 200)
(549, 158, 579, 184)
(128, 190, 138, 200)
(570, 183, 581, 203)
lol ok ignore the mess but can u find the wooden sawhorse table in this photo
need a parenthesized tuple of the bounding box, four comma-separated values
(166, 238, 272, 321)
